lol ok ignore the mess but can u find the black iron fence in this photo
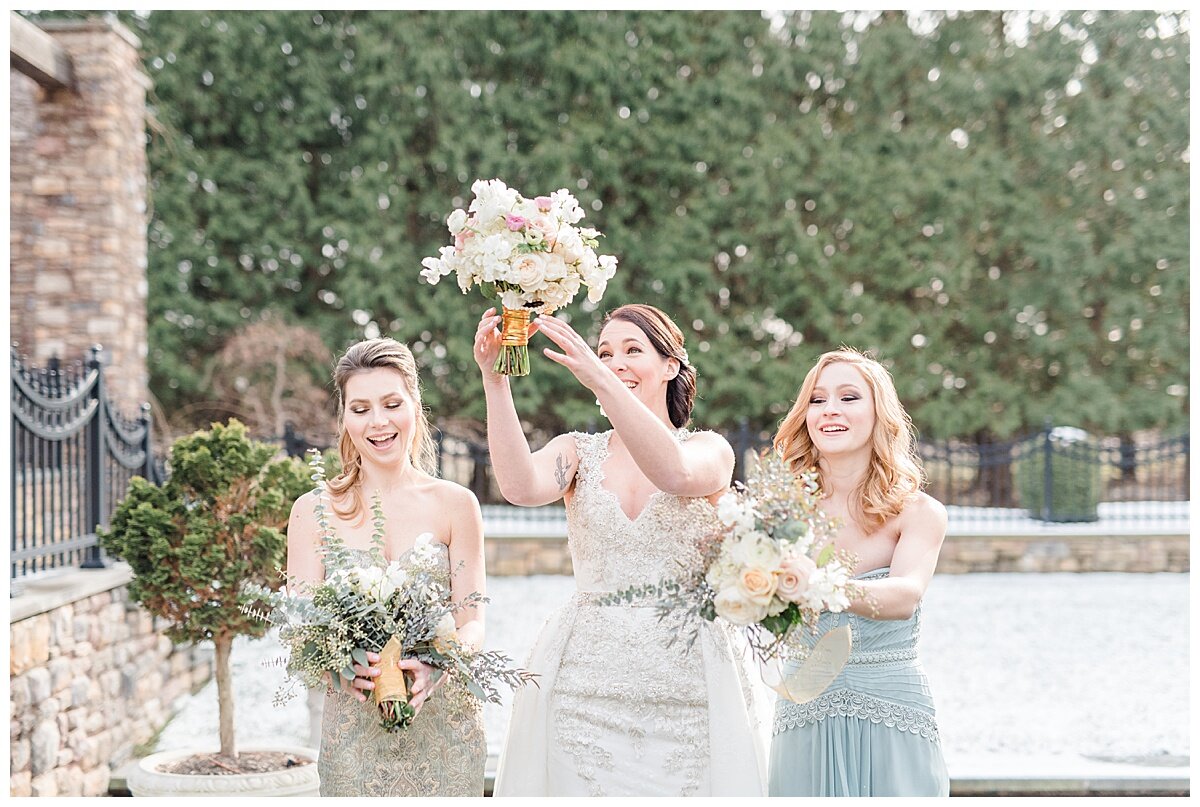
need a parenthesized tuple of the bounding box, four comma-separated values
(282, 419, 1189, 530)
(10, 347, 162, 590)
(13, 345, 1188, 592)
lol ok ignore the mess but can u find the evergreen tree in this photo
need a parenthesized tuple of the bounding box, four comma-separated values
(68, 11, 1188, 440)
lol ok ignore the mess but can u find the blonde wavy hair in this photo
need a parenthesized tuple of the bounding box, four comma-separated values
(773, 348, 924, 532)
(327, 338, 438, 522)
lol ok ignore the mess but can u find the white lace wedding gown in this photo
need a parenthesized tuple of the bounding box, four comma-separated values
(494, 430, 766, 797)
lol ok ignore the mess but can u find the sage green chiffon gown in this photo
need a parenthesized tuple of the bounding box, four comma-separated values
(769, 567, 950, 797)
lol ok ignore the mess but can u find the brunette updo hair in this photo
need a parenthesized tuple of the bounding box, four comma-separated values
(326, 337, 437, 521)
(601, 304, 696, 428)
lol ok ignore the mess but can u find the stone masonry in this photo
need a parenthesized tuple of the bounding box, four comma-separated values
(9, 578, 211, 797)
(483, 533, 1189, 576)
(10, 16, 151, 411)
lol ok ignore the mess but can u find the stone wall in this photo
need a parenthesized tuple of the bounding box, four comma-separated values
(9, 568, 212, 797)
(483, 534, 1190, 576)
(9, 17, 150, 411)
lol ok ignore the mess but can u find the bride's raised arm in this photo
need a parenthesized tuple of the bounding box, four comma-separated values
(536, 314, 733, 499)
(474, 308, 580, 506)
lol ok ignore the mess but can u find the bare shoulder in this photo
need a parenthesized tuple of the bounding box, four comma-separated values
(546, 431, 582, 459)
(898, 491, 948, 531)
(288, 489, 322, 528)
(428, 477, 482, 513)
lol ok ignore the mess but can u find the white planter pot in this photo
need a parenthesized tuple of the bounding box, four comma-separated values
(128, 745, 320, 797)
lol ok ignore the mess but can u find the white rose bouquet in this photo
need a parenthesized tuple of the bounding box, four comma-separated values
(243, 451, 535, 732)
(420, 178, 619, 376)
(605, 451, 865, 664)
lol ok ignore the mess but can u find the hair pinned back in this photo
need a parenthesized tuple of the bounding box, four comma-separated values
(327, 338, 437, 522)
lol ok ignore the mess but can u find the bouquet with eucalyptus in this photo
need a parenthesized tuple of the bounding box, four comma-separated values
(244, 451, 535, 731)
(606, 451, 865, 664)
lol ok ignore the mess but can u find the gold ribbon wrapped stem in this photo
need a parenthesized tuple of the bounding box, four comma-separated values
(372, 635, 417, 730)
(494, 307, 532, 376)
(500, 307, 531, 347)
(374, 635, 409, 707)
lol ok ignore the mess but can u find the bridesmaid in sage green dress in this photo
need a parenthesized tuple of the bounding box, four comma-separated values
(286, 338, 486, 796)
(769, 349, 950, 797)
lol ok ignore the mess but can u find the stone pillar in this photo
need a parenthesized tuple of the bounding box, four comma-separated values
(9, 16, 151, 411)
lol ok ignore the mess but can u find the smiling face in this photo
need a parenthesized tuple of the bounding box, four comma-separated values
(341, 367, 418, 468)
(805, 361, 877, 461)
(597, 318, 677, 409)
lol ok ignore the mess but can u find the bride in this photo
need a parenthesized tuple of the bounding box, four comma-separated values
(475, 303, 765, 796)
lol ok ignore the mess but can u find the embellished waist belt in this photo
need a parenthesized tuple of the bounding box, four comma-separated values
(845, 647, 920, 665)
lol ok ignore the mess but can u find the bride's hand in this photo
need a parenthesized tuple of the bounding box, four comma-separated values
(397, 657, 447, 714)
(536, 315, 612, 394)
(473, 308, 503, 378)
(473, 308, 541, 381)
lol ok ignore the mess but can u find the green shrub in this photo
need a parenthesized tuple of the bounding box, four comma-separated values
(1016, 435, 1102, 523)
(101, 419, 310, 758)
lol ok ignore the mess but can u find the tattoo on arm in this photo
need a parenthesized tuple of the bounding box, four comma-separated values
(555, 453, 570, 491)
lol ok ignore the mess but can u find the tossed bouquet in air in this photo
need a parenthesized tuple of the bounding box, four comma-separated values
(605, 451, 864, 665)
(420, 178, 618, 376)
(243, 451, 535, 732)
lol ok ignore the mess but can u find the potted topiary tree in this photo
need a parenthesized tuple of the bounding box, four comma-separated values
(101, 419, 318, 796)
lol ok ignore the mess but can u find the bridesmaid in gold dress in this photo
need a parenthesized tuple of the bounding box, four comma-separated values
(286, 338, 487, 796)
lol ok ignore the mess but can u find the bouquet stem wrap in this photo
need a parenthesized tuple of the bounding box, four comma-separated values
(374, 635, 416, 732)
(495, 307, 531, 377)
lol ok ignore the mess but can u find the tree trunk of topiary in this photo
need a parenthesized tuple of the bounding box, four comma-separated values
(214, 631, 237, 759)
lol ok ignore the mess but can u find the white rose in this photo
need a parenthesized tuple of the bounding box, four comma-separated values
(714, 586, 768, 626)
(543, 252, 569, 281)
(511, 252, 549, 291)
(553, 227, 585, 262)
(726, 532, 782, 571)
(559, 274, 581, 295)
(538, 281, 573, 311)
(705, 548, 741, 591)
(446, 208, 468, 234)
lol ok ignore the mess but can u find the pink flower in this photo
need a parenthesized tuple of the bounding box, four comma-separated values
(776, 553, 818, 603)
(534, 196, 553, 212)
(454, 229, 474, 251)
(505, 214, 527, 231)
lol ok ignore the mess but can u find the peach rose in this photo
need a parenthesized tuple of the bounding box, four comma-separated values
(737, 566, 778, 606)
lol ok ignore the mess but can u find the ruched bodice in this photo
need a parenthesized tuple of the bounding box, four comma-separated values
(564, 430, 718, 592)
(804, 567, 924, 666)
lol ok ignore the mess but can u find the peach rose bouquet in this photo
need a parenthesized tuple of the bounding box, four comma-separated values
(605, 451, 863, 663)
(420, 179, 618, 376)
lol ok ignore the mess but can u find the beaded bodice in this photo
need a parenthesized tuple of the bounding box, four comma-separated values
(564, 430, 720, 593)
